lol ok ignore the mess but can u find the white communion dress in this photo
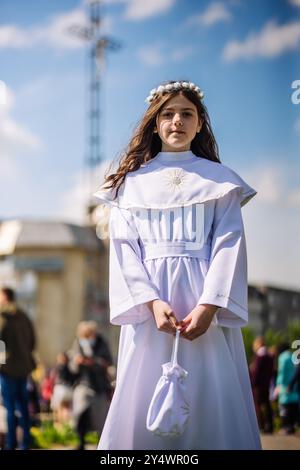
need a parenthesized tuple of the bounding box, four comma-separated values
(94, 150, 261, 450)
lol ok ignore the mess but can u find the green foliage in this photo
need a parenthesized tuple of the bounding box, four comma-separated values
(85, 431, 99, 445)
(287, 321, 300, 345)
(31, 422, 79, 449)
(241, 326, 255, 364)
(31, 420, 99, 449)
(264, 329, 287, 348)
(242, 321, 300, 364)
(263, 321, 300, 350)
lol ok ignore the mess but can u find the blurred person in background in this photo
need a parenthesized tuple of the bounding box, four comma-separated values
(27, 375, 41, 427)
(50, 352, 75, 424)
(288, 361, 300, 427)
(276, 343, 299, 435)
(0, 389, 7, 449)
(0, 287, 36, 449)
(267, 344, 279, 403)
(69, 321, 113, 450)
(40, 368, 55, 413)
(250, 336, 274, 433)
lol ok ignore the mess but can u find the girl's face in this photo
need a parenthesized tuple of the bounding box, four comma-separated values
(155, 94, 202, 152)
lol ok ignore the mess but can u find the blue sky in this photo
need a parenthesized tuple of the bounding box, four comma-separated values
(0, 0, 300, 289)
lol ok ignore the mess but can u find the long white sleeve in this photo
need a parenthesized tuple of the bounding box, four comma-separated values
(197, 189, 249, 327)
(108, 205, 160, 326)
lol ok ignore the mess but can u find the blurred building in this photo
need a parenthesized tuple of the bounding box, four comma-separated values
(0, 219, 109, 366)
(248, 285, 300, 333)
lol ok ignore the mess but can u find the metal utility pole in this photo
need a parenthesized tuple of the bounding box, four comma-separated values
(69, 0, 121, 223)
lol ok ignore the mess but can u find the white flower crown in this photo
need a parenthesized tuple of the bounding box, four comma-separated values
(145, 81, 204, 104)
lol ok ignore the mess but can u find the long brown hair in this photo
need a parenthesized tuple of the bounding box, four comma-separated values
(103, 79, 221, 196)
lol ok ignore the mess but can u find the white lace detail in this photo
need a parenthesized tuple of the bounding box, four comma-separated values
(163, 168, 189, 192)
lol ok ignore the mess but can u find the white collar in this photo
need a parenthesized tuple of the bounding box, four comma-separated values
(155, 150, 200, 164)
(94, 156, 257, 209)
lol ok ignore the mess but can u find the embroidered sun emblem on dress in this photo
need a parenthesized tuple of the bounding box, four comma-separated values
(163, 169, 188, 191)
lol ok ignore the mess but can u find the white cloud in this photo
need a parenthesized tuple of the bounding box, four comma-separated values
(245, 200, 300, 291)
(1, 154, 22, 183)
(137, 43, 196, 66)
(170, 45, 196, 62)
(124, 0, 175, 21)
(100, 0, 127, 3)
(0, 83, 43, 216)
(240, 162, 300, 290)
(0, 6, 113, 50)
(290, 0, 300, 7)
(287, 189, 300, 207)
(223, 19, 300, 61)
(0, 0, 175, 45)
(39, 8, 89, 49)
(57, 171, 91, 224)
(243, 162, 300, 208)
(184, 1, 231, 29)
(0, 84, 42, 171)
(0, 83, 15, 113)
(101, 0, 176, 21)
(294, 118, 300, 133)
(249, 166, 283, 204)
(0, 117, 41, 156)
(0, 25, 33, 48)
(58, 160, 115, 224)
(137, 44, 165, 66)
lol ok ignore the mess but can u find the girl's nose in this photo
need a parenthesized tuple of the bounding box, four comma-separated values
(173, 114, 183, 124)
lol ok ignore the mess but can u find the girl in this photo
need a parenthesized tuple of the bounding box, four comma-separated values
(94, 79, 261, 450)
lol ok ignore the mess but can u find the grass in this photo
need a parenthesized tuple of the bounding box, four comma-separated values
(30, 420, 99, 449)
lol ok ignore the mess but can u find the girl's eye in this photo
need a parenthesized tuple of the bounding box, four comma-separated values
(162, 112, 192, 117)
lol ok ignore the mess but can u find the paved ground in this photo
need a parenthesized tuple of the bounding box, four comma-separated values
(89, 435, 300, 451)
(51, 434, 300, 450)
(261, 433, 300, 450)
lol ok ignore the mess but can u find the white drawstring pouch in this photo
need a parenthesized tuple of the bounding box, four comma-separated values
(146, 329, 190, 437)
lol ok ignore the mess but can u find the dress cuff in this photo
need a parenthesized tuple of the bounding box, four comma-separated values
(110, 291, 160, 326)
(197, 291, 248, 328)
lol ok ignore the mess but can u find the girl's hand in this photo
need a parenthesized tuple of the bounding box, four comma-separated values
(147, 299, 181, 335)
(180, 304, 218, 341)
